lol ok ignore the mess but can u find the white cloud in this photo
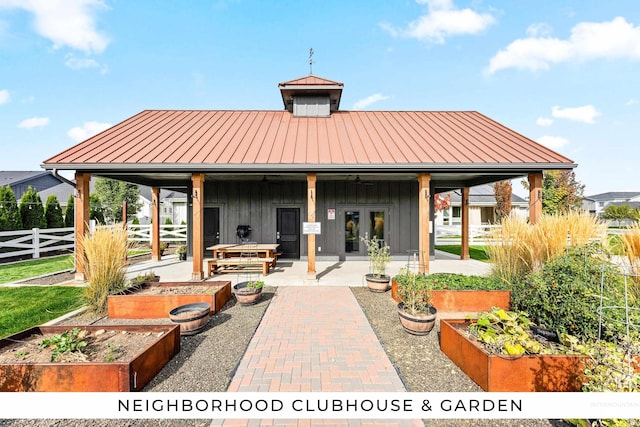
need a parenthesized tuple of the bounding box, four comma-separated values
(353, 93, 390, 110)
(551, 104, 600, 124)
(381, 0, 495, 44)
(64, 55, 99, 69)
(18, 116, 50, 129)
(67, 120, 111, 142)
(487, 17, 640, 73)
(625, 98, 638, 106)
(537, 135, 569, 150)
(536, 117, 553, 126)
(526, 23, 552, 38)
(0, 0, 110, 54)
(0, 89, 9, 105)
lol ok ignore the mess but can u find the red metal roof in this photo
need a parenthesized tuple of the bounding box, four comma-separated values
(43, 110, 574, 171)
(279, 75, 344, 87)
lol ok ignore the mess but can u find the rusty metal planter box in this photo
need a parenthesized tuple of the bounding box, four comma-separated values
(108, 281, 231, 319)
(392, 281, 510, 312)
(0, 324, 180, 392)
(439, 319, 586, 392)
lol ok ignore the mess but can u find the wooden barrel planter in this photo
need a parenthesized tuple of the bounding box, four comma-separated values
(169, 302, 211, 336)
(233, 282, 263, 306)
(365, 274, 390, 292)
(397, 303, 437, 336)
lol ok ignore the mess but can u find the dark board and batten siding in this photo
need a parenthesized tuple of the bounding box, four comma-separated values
(202, 179, 420, 258)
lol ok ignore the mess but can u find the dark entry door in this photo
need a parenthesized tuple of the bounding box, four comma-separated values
(203, 207, 220, 252)
(277, 208, 300, 259)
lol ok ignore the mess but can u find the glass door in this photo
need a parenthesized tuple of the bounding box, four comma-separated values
(343, 208, 388, 256)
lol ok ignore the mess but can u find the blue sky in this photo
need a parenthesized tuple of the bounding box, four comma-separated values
(0, 0, 638, 198)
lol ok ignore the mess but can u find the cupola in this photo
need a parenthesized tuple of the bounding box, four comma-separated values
(278, 75, 344, 117)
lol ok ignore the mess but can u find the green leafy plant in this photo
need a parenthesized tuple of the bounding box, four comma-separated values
(39, 328, 88, 362)
(128, 271, 159, 287)
(422, 273, 508, 291)
(360, 235, 391, 278)
(176, 245, 187, 255)
(394, 268, 432, 315)
(511, 243, 631, 342)
(104, 343, 124, 363)
(467, 307, 586, 356)
(247, 280, 264, 290)
(15, 350, 29, 358)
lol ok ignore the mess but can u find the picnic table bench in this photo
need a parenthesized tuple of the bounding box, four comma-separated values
(206, 256, 274, 276)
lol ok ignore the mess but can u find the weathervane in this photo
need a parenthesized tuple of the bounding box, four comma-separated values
(309, 48, 314, 75)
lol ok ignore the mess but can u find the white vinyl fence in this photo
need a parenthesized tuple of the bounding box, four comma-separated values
(435, 224, 500, 246)
(0, 224, 187, 260)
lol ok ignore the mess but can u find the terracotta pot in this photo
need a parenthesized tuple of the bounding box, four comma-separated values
(397, 302, 437, 335)
(365, 274, 390, 292)
(233, 282, 263, 306)
(169, 302, 211, 336)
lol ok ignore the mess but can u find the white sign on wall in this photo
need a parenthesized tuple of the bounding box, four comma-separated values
(327, 209, 335, 220)
(303, 222, 321, 235)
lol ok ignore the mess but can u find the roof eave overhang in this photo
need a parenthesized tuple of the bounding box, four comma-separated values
(42, 162, 577, 174)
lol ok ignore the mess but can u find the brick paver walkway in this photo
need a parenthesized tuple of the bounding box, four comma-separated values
(211, 286, 423, 427)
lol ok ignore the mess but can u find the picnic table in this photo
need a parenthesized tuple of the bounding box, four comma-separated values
(205, 243, 281, 276)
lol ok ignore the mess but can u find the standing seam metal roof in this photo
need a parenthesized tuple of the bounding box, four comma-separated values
(43, 110, 574, 168)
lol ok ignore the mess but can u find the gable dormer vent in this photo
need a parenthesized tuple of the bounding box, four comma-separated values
(293, 95, 330, 117)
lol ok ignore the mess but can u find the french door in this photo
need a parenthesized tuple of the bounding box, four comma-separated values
(342, 207, 388, 257)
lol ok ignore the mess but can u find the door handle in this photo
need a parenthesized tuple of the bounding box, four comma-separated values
(276, 231, 280, 240)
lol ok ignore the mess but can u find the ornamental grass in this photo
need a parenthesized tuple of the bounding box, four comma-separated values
(486, 212, 608, 286)
(78, 225, 131, 315)
(621, 224, 640, 302)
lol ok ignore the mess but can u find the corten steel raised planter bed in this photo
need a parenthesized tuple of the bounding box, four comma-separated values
(439, 319, 586, 392)
(108, 281, 231, 319)
(391, 280, 510, 311)
(0, 324, 180, 392)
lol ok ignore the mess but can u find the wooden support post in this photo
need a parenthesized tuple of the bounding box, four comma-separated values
(307, 173, 317, 280)
(461, 187, 470, 260)
(528, 173, 543, 225)
(191, 174, 205, 280)
(418, 173, 431, 274)
(151, 187, 161, 261)
(74, 172, 90, 281)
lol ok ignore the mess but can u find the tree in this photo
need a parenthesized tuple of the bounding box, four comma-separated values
(523, 170, 585, 215)
(19, 186, 46, 229)
(90, 193, 105, 224)
(542, 170, 584, 214)
(44, 195, 65, 228)
(602, 205, 630, 227)
(64, 194, 74, 227)
(0, 185, 22, 231)
(493, 180, 513, 221)
(433, 193, 451, 212)
(93, 177, 141, 223)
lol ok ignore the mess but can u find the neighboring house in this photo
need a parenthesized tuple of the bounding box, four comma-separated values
(43, 73, 576, 278)
(137, 187, 188, 225)
(586, 192, 640, 216)
(0, 171, 74, 207)
(435, 184, 528, 226)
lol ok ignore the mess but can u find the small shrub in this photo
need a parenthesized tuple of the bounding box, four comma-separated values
(39, 328, 88, 362)
(361, 235, 391, 278)
(423, 273, 508, 291)
(394, 268, 432, 315)
(511, 243, 630, 342)
(44, 195, 64, 228)
(78, 225, 131, 314)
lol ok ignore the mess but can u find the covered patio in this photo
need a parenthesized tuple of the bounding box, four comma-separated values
(43, 74, 575, 283)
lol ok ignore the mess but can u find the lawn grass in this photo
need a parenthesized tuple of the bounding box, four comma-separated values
(0, 286, 85, 338)
(0, 255, 74, 284)
(435, 245, 490, 262)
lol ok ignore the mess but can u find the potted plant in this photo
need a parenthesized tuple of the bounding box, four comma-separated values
(394, 267, 437, 335)
(176, 245, 187, 261)
(360, 235, 391, 292)
(159, 242, 168, 256)
(233, 280, 264, 306)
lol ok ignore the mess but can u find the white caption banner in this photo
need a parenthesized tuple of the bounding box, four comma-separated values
(1, 392, 639, 420)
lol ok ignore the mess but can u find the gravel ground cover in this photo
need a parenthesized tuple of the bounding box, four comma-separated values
(2, 267, 575, 427)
